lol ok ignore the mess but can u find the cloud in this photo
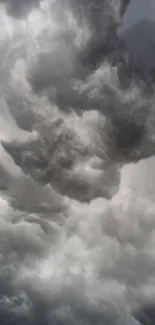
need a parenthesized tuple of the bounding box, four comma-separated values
(1, 0, 155, 325)
(0, 0, 40, 18)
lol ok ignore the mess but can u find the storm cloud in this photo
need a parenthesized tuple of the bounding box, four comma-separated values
(0, 0, 155, 325)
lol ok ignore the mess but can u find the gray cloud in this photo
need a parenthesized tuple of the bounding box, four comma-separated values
(0, 1, 155, 325)
(0, 0, 40, 18)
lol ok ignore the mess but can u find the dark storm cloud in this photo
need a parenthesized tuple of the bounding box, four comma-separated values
(134, 304, 155, 325)
(25, 0, 145, 120)
(1, 1, 155, 325)
(3, 0, 155, 202)
(71, 0, 131, 67)
(27, 0, 132, 92)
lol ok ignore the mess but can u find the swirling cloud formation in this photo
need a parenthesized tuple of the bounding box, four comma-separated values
(0, 1, 155, 325)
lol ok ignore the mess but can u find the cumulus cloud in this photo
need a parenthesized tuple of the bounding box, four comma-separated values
(1, 0, 155, 325)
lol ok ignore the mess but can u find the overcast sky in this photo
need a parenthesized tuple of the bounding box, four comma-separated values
(122, 0, 155, 31)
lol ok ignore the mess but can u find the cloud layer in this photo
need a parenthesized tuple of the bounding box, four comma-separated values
(0, 1, 155, 325)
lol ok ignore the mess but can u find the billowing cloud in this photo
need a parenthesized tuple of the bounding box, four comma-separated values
(0, 1, 155, 325)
